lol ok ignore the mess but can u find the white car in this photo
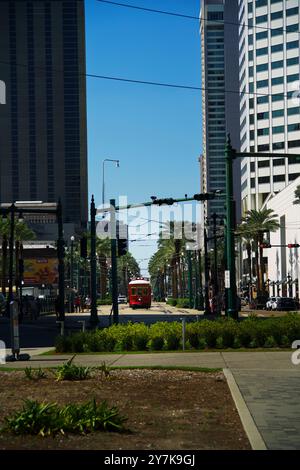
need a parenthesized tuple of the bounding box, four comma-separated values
(118, 295, 127, 304)
(266, 297, 277, 310)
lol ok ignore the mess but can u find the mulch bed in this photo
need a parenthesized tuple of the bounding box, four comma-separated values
(0, 369, 251, 450)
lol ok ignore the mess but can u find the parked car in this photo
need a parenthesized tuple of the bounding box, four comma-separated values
(266, 297, 277, 310)
(117, 294, 127, 304)
(266, 296, 297, 311)
(274, 297, 297, 311)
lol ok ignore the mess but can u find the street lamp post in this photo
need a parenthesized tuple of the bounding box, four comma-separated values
(70, 235, 75, 313)
(90, 195, 98, 328)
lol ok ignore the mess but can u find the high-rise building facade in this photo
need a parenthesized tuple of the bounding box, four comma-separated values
(239, 0, 300, 213)
(0, 0, 88, 229)
(200, 0, 241, 223)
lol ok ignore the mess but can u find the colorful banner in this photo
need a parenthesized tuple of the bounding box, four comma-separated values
(23, 258, 58, 286)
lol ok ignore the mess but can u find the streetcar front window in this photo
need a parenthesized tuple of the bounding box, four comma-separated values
(131, 288, 136, 295)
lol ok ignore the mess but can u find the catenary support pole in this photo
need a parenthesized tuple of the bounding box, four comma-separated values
(225, 135, 238, 319)
(110, 199, 119, 324)
(90, 195, 98, 327)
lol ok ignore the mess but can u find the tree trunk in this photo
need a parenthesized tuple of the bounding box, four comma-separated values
(171, 258, 178, 299)
(254, 237, 261, 294)
(258, 233, 265, 294)
(246, 242, 252, 300)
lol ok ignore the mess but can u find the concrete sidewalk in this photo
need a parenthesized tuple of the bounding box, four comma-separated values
(1, 350, 300, 450)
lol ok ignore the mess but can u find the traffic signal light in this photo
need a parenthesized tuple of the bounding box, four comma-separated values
(117, 238, 128, 257)
(80, 236, 88, 258)
(152, 198, 175, 206)
(194, 193, 215, 201)
(288, 243, 300, 248)
(260, 243, 271, 248)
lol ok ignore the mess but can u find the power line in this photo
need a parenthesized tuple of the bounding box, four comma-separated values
(0, 59, 297, 100)
(96, 0, 299, 34)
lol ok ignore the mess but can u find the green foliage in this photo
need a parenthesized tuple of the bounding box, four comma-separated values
(3, 399, 127, 436)
(24, 367, 47, 381)
(264, 336, 277, 348)
(176, 298, 190, 308)
(97, 297, 112, 306)
(215, 337, 224, 349)
(55, 314, 300, 353)
(166, 298, 177, 307)
(99, 362, 111, 379)
(55, 356, 92, 381)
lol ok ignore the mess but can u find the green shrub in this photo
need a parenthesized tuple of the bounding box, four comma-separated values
(55, 356, 92, 381)
(4, 399, 127, 436)
(166, 298, 177, 307)
(249, 338, 258, 348)
(164, 322, 182, 350)
(264, 336, 277, 348)
(233, 337, 241, 349)
(215, 336, 224, 349)
(198, 338, 207, 349)
(280, 334, 290, 348)
(54, 315, 300, 353)
(97, 297, 112, 306)
(148, 336, 165, 350)
(24, 367, 47, 381)
(176, 298, 190, 308)
(55, 335, 73, 353)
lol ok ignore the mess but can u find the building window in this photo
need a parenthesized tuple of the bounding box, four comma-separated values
(272, 109, 284, 118)
(273, 125, 285, 134)
(273, 175, 285, 182)
(258, 176, 270, 184)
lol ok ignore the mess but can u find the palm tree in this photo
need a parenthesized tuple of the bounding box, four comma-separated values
(149, 221, 193, 300)
(236, 225, 254, 300)
(238, 208, 280, 294)
(293, 185, 300, 205)
(117, 252, 140, 295)
(0, 216, 35, 294)
(14, 220, 35, 284)
(96, 237, 111, 300)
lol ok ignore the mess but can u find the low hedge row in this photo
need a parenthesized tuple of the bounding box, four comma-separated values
(166, 298, 190, 308)
(55, 314, 300, 353)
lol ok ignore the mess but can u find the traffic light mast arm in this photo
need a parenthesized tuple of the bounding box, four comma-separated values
(114, 192, 221, 211)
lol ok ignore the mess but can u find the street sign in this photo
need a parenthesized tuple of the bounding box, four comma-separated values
(225, 270, 230, 289)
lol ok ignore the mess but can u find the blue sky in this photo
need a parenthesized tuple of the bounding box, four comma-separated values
(85, 0, 202, 273)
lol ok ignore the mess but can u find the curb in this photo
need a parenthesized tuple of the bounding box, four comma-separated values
(223, 368, 267, 450)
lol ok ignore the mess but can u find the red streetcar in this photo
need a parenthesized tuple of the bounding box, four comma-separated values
(128, 279, 151, 309)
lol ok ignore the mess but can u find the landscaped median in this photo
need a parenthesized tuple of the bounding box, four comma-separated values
(0, 362, 251, 450)
(55, 314, 300, 353)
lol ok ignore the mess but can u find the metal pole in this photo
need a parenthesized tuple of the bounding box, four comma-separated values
(198, 249, 204, 310)
(225, 135, 238, 319)
(212, 213, 219, 297)
(8, 204, 15, 305)
(57, 199, 65, 322)
(194, 251, 200, 310)
(110, 199, 119, 324)
(102, 160, 105, 209)
(204, 228, 210, 315)
(187, 250, 193, 309)
(70, 237, 74, 312)
(90, 195, 98, 327)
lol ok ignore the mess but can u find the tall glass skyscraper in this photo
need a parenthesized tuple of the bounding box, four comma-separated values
(201, 0, 241, 224)
(239, 0, 300, 213)
(0, 0, 88, 228)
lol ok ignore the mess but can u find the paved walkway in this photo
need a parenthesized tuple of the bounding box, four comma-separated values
(1, 350, 300, 450)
